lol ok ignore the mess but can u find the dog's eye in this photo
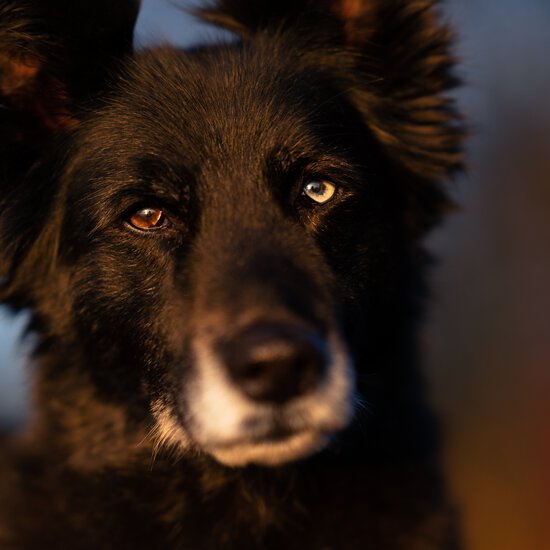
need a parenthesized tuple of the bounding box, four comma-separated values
(128, 207, 168, 231)
(302, 180, 337, 204)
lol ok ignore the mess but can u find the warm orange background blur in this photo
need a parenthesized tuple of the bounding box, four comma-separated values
(426, 1, 550, 549)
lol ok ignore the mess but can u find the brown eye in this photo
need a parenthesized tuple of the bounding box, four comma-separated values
(128, 207, 168, 231)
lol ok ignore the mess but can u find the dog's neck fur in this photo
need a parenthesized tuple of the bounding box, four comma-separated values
(16, 338, 450, 550)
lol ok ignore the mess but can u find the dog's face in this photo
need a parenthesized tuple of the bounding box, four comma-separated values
(63, 44, 395, 466)
(0, 1, 461, 467)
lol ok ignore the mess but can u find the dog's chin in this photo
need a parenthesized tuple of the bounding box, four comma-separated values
(205, 429, 331, 467)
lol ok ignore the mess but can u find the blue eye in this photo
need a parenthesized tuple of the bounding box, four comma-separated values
(302, 180, 337, 204)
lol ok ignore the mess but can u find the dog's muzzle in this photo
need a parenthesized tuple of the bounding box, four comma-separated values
(185, 320, 355, 467)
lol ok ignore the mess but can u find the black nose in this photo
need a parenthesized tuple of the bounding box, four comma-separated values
(220, 323, 328, 404)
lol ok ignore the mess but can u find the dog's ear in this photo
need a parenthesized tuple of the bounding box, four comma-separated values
(0, 0, 140, 148)
(199, 0, 463, 181)
(0, 1, 140, 306)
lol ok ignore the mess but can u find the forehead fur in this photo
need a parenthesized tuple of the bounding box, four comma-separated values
(72, 39, 366, 171)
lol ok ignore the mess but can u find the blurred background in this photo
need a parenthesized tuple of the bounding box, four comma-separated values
(1, 0, 549, 548)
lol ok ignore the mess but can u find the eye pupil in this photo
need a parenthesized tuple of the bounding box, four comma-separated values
(303, 180, 337, 204)
(129, 208, 166, 230)
(307, 182, 323, 194)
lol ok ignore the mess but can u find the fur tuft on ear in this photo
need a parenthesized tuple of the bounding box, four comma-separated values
(198, 0, 463, 181)
(352, 0, 463, 179)
(0, 0, 140, 146)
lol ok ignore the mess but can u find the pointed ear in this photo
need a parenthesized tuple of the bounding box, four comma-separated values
(0, 0, 140, 146)
(199, 0, 463, 181)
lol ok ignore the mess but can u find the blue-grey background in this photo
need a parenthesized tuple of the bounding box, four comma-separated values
(1, 1, 550, 548)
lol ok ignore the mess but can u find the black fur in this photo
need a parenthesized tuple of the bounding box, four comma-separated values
(0, 1, 463, 548)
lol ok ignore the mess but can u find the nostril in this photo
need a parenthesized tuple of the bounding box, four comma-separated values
(220, 323, 328, 404)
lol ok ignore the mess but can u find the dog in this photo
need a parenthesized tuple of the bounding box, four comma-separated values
(0, 0, 463, 548)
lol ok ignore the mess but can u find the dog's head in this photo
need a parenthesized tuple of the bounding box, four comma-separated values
(0, 0, 461, 467)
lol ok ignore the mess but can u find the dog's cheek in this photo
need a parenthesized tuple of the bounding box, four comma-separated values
(305, 190, 406, 370)
(309, 195, 399, 299)
(140, 293, 195, 425)
(66, 241, 187, 407)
